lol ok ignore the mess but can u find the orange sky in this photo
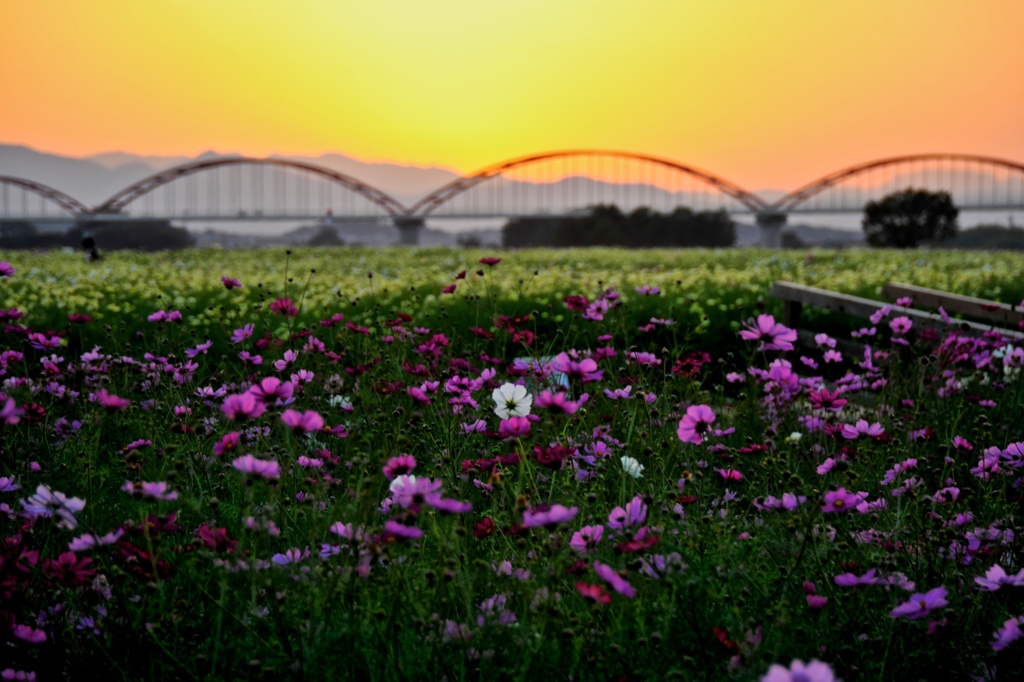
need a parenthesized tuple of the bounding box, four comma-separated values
(2, 0, 1023, 190)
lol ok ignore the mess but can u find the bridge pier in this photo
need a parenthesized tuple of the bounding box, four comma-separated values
(756, 211, 787, 248)
(393, 217, 425, 246)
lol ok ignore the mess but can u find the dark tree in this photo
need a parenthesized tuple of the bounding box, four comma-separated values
(862, 188, 959, 248)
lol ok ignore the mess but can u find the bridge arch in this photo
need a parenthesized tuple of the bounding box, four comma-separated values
(0, 176, 90, 217)
(407, 150, 767, 216)
(92, 157, 408, 217)
(773, 154, 1024, 212)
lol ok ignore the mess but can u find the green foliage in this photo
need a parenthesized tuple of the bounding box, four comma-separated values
(945, 223, 1024, 251)
(862, 188, 959, 248)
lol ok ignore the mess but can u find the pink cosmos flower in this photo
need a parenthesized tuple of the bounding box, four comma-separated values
(384, 520, 424, 540)
(232, 454, 281, 479)
(575, 582, 612, 605)
(213, 432, 241, 456)
(221, 393, 266, 421)
(570, 525, 604, 554)
(479, 257, 501, 266)
(69, 529, 124, 552)
(383, 455, 417, 480)
(821, 488, 866, 513)
(716, 468, 743, 481)
(760, 659, 837, 682)
(231, 324, 255, 344)
(549, 352, 603, 383)
(534, 390, 579, 414)
(840, 419, 885, 440)
(677, 404, 716, 444)
(269, 297, 299, 317)
(121, 481, 179, 501)
(91, 389, 130, 411)
(593, 560, 636, 598)
(522, 504, 578, 528)
(992, 616, 1024, 651)
(1, 398, 24, 425)
(739, 314, 797, 352)
(12, 624, 47, 644)
(890, 585, 948, 619)
(889, 316, 913, 335)
(498, 416, 531, 439)
(608, 496, 647, 529)
(221, 276, 242, 289)
(834, 568, 883, 587)
(248, 377, 294, 404)
(975, 564, 1024, 591)
(281, 409, 324, 433)
(0, 260, 15, 277)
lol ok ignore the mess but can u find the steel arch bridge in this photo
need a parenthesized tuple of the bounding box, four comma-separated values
(0, 175, 91, 218)
(772, 154, 1024, 213)
(406, 150, 768, 217)
(92, 157, 408, 219)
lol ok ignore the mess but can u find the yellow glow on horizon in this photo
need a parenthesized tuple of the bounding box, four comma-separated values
(2, 0, 1024, 189)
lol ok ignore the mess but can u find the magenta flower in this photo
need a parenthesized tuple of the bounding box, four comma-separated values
(248, 377, 294, 404)
(0, 260, 15, 277)
(822, 488, 865, 513)
(147, 310, 182, 323)
(593, 561, 636, 598)
(383, 455, 417, 480)
(677, 404, 716, 444)
(550, 352, 603, 383)
(281, 409, 324, 433)
(760, 659, 837, 682)
(534, 390, 580, 414)
(607, 496, 647, 529)
(231, 323, 255, 343)
(890, 585, 948, 619)
(498, 416, 531, 439)
(221, 276, 242, 289)
(12, 624, 47, 644)
(269, 297, 299, 317)
(570, 525, 604, 554)
(739, 314, 797, 352)
(841, 419, 885, 440)
(889, 316, 913, 335)
(69, 529, 123, 552)
(213, 432, 241, 456)
(384, 520, 423, 540)
(232, 454, 281, 479)
(221, 393, 266, 421)
(522, 504, 578, 528)
(91, 389, 130, 411)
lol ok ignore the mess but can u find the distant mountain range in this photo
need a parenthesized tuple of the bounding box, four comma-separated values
(0, 143, 462, 209)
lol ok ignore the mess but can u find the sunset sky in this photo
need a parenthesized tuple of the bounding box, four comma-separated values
(2, 0, 1023, 190)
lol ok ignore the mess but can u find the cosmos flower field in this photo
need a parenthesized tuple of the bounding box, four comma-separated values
(2, 247, 1024, 681)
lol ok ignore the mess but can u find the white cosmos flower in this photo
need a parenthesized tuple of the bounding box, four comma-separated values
(620, 456, 644, 479)
(492, 382, 533, 419)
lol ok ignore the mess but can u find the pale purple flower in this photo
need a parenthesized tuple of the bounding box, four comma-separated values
(840, 419, 884, 440)
(20, 484, 85, 529)
(608, 496, 647, 529)
(760, 659, 837, 682)
(0, 260, 14, 277)
(834, 568, 883, 587)
(121, 480, 179, 501)
(0, 476, 19, 492)
(232, 454, 281, 480)
(384, 520, 423, 540)
(1, 398, 24, 425)
(890, 585, 948, 619)
(69, 529, 124, 552)
(992, 616, 1024, 651)
(975, 564, 1024, 591)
